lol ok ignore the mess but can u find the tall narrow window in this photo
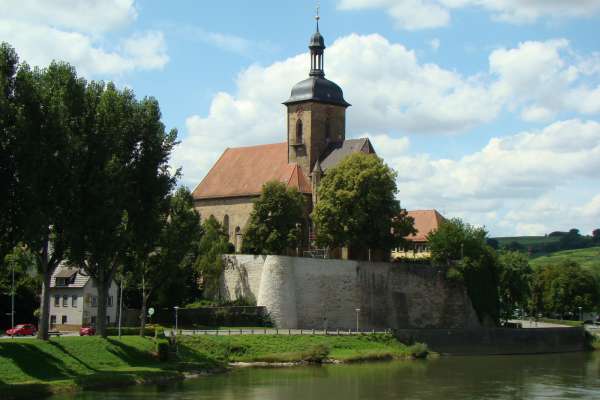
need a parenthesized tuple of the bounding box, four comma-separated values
(296, 119, 303, 144)
(325, 120, 331, 142)
(223, 214, 230, 237)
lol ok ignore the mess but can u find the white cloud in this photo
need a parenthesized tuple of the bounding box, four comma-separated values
(338, 0, 600, 30)
(429, 38, 441, 51)
(0, 0, 168, 77)
(0, 0, 137, 33)
(579, 194, 600, 218)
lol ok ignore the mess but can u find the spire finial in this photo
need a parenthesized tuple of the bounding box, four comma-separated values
(315, 2, 320, 31)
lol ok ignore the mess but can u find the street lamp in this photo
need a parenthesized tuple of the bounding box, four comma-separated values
(174, 306, 180, 335)
(10, 261, 15, 329)
(355, 308, 360, 332)
(578, 306, 583, 322)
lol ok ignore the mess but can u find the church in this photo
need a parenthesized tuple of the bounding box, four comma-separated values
(192, 19, 375, 251)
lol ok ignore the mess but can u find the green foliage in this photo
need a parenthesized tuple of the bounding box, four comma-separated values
(242, 181, 306, 255)
(497, 251, 532, 321)
(1, 245, 39, 329)
(312, 153, 415, 256)
(531, 260, 600, 316)
(428, 218, 500, 325)
(155, 338, 170, 362)
(408, 342, 429, 359)
(177, 333, 413, 364)
(195, 216, 230, 297)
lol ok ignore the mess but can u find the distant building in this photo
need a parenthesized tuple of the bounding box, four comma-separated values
(192, 20, 375, 253)
(392, 210, 446, 260)
(49, 266, 118, 331)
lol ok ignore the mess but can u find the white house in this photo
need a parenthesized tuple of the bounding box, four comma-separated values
(49, 265, 119, 331)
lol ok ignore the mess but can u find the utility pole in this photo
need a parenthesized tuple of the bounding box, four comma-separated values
(11, 262, 15, 329)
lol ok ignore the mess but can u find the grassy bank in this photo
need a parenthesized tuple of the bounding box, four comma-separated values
(0, 333, 423, 399)
(176, 333, 427, 364)
(530, 247, 600, 275)
(0, 336, 219, 399)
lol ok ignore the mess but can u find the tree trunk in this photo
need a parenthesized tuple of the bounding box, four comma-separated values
(96, 278, 109, 338)
(139, 275, 146, 337)
(37, 241, 50, 340)
(38, 270, 51, 340)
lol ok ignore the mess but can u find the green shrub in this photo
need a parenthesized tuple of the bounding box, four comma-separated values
(302, 344, 330, 362)
(409, 342, 429, 359)
(105, 327, 157, 336)
(155, 338, 170, 362)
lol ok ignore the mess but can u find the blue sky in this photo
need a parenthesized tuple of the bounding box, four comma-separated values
(2, 0, 600, 236)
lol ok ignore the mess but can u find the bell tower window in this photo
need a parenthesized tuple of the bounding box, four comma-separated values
(296, 119, 303, 144)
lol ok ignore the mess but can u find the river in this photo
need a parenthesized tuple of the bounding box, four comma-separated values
(50, 352, 600, 400)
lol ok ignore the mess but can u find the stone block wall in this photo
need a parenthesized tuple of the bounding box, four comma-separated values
(221, 255, 480, 330)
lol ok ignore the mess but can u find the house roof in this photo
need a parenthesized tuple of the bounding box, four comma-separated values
(320, 138, 375, 171)
(406, 210, 446, 242)
(50, 265, 90, 288)
(192, 142, 311, 199)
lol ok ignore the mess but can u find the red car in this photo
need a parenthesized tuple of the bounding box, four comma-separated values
(7, 324, 37, 336)
(79, 326, 96, 336)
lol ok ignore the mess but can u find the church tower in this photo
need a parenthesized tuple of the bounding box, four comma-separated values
(283, 12, 350, 175)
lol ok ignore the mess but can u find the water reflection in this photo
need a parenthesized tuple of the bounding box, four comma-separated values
(51, 352, 600, 400)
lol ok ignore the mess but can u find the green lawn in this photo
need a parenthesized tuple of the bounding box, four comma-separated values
(530, 247, 600, 275)
(177, 333, 422, 364)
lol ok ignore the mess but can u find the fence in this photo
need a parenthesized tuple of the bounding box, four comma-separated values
(165, 328, 391, 337)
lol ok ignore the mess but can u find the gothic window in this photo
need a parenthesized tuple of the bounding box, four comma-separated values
(296, 119, 303, 144)
(223, 214, 230, 237)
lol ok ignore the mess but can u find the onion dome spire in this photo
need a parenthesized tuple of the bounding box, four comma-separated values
(309, 5, 325, 77)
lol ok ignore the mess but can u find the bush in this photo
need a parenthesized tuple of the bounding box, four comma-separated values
(105, 326, 162, 336)
(302, 344, 330, 363)
(155, 338, 170, 361)
(409, 342, 429, 359)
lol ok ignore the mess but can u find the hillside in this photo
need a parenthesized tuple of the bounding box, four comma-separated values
(530, 247, 600, 276)
(494, 236, 560, 248)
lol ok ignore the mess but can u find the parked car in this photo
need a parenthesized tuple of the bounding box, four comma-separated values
(79, 326, 96, 336)
(7, 324, 37, 336)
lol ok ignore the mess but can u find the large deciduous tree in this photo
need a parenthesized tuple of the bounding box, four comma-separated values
(311, 153, 415, 260)
(428, 218, 500, 326)
(0, 43, 20, 258)
(68, 83, 178, 337)
(12, 59, 86, 340)
(242, 181, 306, 255)
(129, 187, 202, 335)
(497, 251, 532, 322)
(195, 216, 230, 299)
(531, 260, 599, 318)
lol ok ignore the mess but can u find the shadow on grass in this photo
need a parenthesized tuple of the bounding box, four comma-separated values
(47, 341, 98, 373)
(0, 341, 76, 381)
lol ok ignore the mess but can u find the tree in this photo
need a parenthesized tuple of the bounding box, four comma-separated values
(0, 43, 20, 258)
(591, 229, 599, 244)
(497, 251, 532, 321)
(11, 59, 87, 340)
(428, 218, 500, 325)
(195, 216, 230, 299)
(531, 260, 599, 318)
(1, 245, 39, 330)
(129, 187, 202, 335)
(312, 153, 415, 259)
(242, 181, 306, 255)
(68, 83, 178, 337)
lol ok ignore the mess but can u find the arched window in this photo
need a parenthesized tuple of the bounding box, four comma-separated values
(223, 214, 230, 237)
(325, 120, 331, 142)
(296, 119, 303, 144)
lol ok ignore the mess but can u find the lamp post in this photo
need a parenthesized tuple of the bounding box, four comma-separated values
(118, 279, 124, 339)
(10, 261, 15, 329)
(578, 306, 583, 322)
(355, 308, 360, 333)
(174, 306, 179, 336)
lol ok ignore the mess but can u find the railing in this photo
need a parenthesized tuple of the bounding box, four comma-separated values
(166, 328, 391, 336)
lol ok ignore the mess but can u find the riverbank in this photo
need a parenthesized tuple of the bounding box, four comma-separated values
(0, 333, 425, 399)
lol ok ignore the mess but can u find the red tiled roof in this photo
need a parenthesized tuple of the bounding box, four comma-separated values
(405, 209, 445, 242)
(192, 142, 311, 199)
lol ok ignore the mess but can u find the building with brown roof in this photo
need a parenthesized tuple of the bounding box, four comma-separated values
(392, 210, 446, 260)
(193, 20, 375, 251)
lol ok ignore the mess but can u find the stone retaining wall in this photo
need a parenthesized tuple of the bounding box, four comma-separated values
(221, 255, 481, 330)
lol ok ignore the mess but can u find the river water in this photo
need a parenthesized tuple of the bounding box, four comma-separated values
(51, 352, 600, 400)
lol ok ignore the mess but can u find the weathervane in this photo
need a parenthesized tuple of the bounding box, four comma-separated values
(315, 1, 320, 31)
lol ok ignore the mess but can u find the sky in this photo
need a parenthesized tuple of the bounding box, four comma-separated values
(2, 0, 600, 237)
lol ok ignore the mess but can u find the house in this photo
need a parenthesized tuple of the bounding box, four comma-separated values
(49, 265, 118, 331)
(392, 210, 446, 260)
(192, 18, 375, 253)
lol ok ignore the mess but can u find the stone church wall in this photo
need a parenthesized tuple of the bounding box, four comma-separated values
(194, 196, 256, 246)
(221, 255, 481, 330)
